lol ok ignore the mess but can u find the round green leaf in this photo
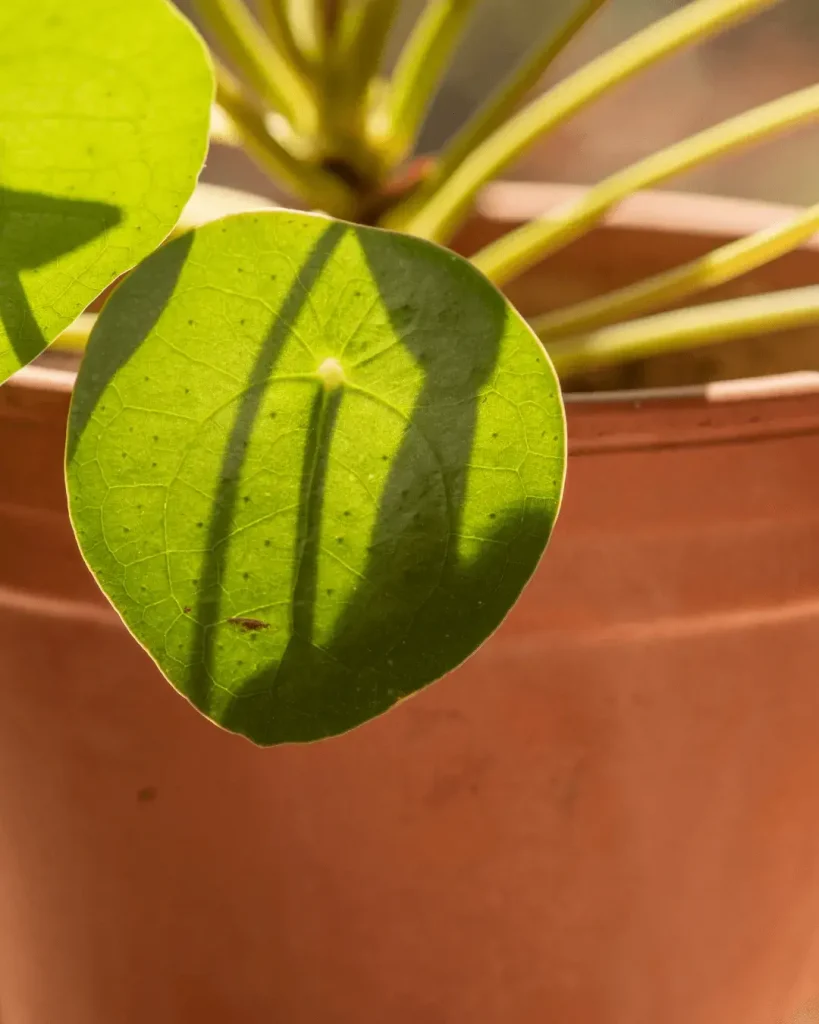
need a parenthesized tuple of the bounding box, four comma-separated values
(67, 211, 565, 745)
(0, 0, 212, 381)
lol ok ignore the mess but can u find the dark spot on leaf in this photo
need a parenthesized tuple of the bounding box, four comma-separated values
(183, 606, 191, 614)
(243, 572, 250, 579)
(226, 617, 270, 633)
(240, 319, 246, 325)
(137, 786, 158, 803)
(196, 522, 203, 528)
(492, 432, 498, 438)
(243, 495, 250, 503)
(264, 539, 271, 547)
(489, 513, 496, 520)
(343, 510, 350, 517)
(151, 462, 157, 468)
(336, 537, 344, 544)
(326, 588, 334, 596)
(188, 319, 194, 326)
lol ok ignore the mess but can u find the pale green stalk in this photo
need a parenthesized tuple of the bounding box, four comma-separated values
(336, 0, 400, 116)
(215, 66, 355, 217)
(385, 0, 481, 162)
(257, 0, 308, 72)
(288, 0, 324, 64)
(316, 1, 400, 170)
(473, 84, 819, 285)
(534, 202, 819, 338)
(388, 0, 782, 240)
(546, 287, 819, 376)
(192, 0, 316, 133)
(395, 0, 608, 224)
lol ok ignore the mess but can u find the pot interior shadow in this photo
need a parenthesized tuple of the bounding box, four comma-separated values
(0, 185, 121, 366)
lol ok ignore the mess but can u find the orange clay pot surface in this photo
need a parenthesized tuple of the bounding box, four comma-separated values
(1, 186, 819, 1024)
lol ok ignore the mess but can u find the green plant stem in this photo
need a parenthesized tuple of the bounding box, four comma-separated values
(257, 0, 309, 73)
(473, 83, 819, 285)
(546, 286, 819, 376)
(389, 0, 782, 240)
(210, 103, 241, 145)
(288, 0, 324, 64)
(385, 0, 481, 163)
(534, 201, 819, 338)
(192, 0, 316, 134)
(51, 313, 97, 352)
(311, 2, 400, 179)
(394, 0, 608, 225)
(337, 0, 400, 118)
(215, 65, 355, 216)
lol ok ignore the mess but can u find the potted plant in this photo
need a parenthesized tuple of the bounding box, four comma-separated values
(2, 0, 819, 1022)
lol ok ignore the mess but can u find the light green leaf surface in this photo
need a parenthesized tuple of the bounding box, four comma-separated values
(67, 210, 565, 745)
(0, 0, 212, 381)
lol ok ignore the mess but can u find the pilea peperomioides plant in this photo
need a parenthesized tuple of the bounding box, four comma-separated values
(3, 0, 818, 744)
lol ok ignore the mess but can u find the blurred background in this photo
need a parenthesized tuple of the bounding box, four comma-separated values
(182, 0, 819, 206)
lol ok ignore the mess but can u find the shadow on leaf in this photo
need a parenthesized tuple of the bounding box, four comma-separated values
(188, 222, 347, 711)
(0, 185, 121, 366)
(215, 226, 553, 744)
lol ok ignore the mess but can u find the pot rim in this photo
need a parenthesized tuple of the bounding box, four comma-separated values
(9, 185, 819, 407)
(475, 181, 819, 251)
(11, 363, 819, 409)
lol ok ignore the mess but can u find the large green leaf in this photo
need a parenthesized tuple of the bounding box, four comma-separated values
(0, 0, 212, 381)
(67, 211, 565, 745)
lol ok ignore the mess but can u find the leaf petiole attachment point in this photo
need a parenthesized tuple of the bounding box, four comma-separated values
(317, 356, 346, 390)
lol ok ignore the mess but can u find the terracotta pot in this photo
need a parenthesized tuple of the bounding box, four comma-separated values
(2, 185, 819, 1024)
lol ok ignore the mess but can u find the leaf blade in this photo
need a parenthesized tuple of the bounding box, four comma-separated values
(0, 0, 212, 380)
(67, 210, 565, 745)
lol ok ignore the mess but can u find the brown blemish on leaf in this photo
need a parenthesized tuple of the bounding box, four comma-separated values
(227, 617, 270, 632)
